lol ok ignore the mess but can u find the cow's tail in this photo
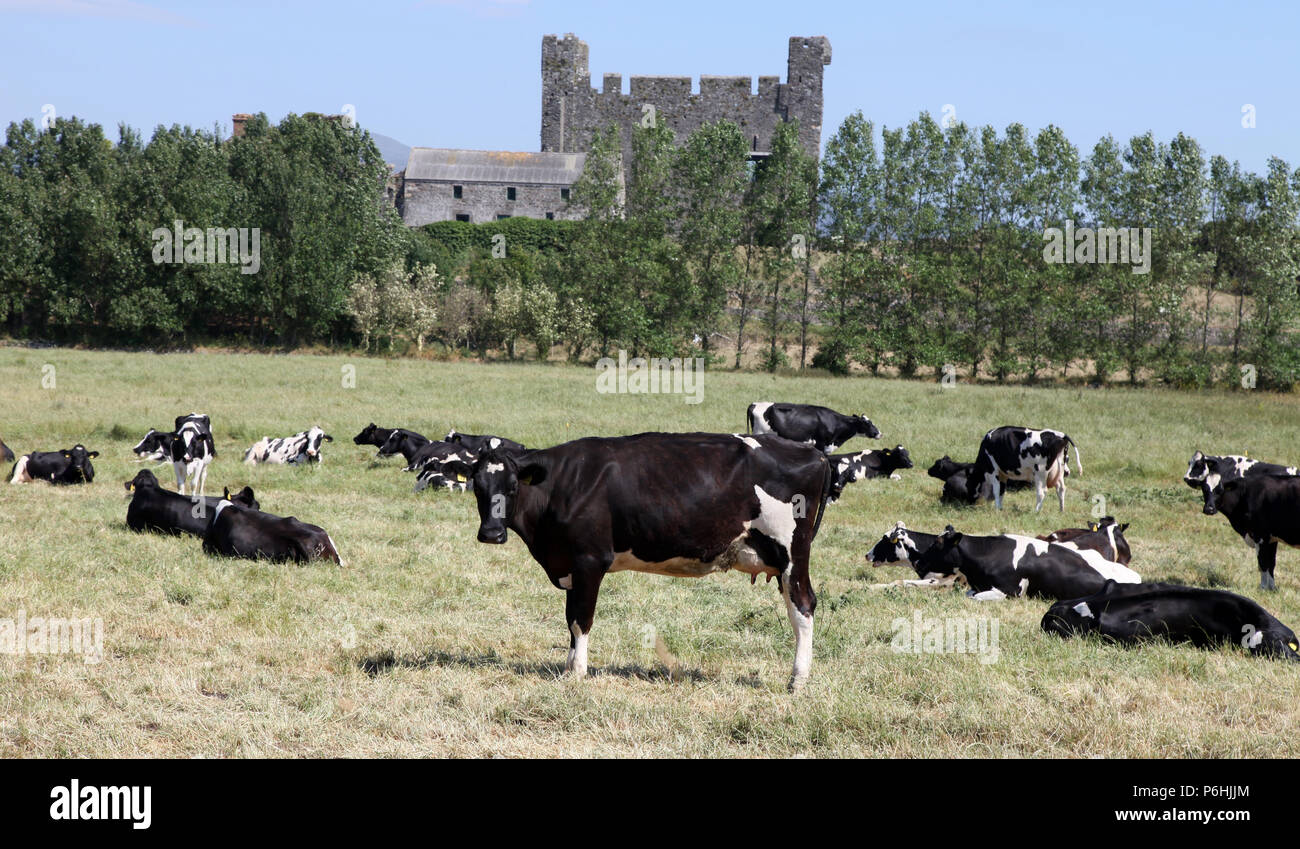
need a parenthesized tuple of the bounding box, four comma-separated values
(810, 454, 833, 543)
(1066, 436, 1083, 476)
(746, 403, 755, 434)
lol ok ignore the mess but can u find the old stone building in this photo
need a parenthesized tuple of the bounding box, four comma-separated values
(396, 33, 831, 226)
(399, 148, 588, 227)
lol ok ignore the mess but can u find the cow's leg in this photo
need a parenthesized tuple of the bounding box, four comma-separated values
(196, 461, 208, 499)
(1258, 541, 1278, 591)
(564, 561, 606, 678)
(1056, 468, 1066, 512)
(989, 474, 1003, 509)
(174, 462, 187, 495)
(780, 565, 816, 693)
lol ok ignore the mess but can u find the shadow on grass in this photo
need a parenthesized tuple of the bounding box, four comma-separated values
(358, 648, 716, 685)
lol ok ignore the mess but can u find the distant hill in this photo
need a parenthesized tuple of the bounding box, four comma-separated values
(370, 132, 411, 172)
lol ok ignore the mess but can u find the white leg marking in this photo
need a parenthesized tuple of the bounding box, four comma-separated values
(567, 621, 588, 678)
(781, 576, 813, 691)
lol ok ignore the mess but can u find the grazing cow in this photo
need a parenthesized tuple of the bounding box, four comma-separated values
(412, 446, 478, 492)
(171, 418, 215, 496)
(243, 426, 333, 465)
(470, 432, 832, 691)
(9, 444, 98, 485)
(1038, 516, 1132, 565)
(132, 428, 175, 462)
(125, 469, 257, 536)
(203, 500, 342, 565)
(967, 426, 1082, 512)
(378, 429, 433, 468)
(827, 445, 913, 502)
(1183, 451, 1297, 503)
(1203, 474, 1300, 590)
(444, 429, 525, 455)
(0, 436, 13, 464)
(1043, 580, 1300, 661)
(914, 526, 1139, 601)
(746, 402, 881, 454)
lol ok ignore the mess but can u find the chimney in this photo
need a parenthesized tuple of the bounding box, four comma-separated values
(231, 113, 252, 138)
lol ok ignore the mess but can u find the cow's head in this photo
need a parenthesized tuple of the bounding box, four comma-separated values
(354, 423, 381, 445)
(125, 468, 160, 495)
(471, 449, 544, 544)
(867, 521, 919, 569)
(1042, 587, 1109, 638)
(883, 445, 913, 470)
(927, 455, 962, 480)
(1203, 478, 1242, 516)
(857, 416, 882, 439)
(303, 426, 333, 460)
(1248, 617, 1300, 661)
(61, 444, 98, 482)
(132, 428, 170, 457)
(376, 429, 410, 457)
(222, 485, 260, 510)
(175, 412, 210, 433)
(914, 526, 963, 577)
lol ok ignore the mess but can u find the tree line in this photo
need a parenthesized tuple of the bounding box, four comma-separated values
(1, 109, 1297, 389)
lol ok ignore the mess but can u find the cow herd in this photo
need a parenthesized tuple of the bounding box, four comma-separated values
(3, 398, 1299, 691)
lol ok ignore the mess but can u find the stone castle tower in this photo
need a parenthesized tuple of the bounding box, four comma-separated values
(540, 34, 831, 162)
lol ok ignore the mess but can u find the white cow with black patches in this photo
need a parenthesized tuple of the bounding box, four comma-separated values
(243, 426, 333, 465)
(969, 426, 1081, 512)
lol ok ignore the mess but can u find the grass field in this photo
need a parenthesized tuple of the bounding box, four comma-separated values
(2, 346, 1299, 757)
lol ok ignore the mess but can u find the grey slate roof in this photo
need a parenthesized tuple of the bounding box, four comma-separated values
(405, 148, 586, 185)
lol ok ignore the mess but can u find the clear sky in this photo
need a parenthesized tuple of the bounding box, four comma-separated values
(3, 0, 1297, 173)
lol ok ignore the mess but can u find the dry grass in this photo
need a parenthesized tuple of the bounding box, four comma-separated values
(1, 346, 1299, 757)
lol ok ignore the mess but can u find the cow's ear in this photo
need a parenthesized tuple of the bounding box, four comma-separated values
(944, 524, 955, 533)
(88, 451, 99, 458)
(223, 486, 231, 499)
(61, 450, 71, 458)
(1120, 523, 1130, 533)
(516, 463, 546, 486)
(323, 435, 333, 442)
(1088, 521, 1098, 531)
(948, 532, 963, 544)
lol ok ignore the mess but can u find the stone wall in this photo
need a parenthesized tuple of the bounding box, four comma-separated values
(401, 180, 581, 227)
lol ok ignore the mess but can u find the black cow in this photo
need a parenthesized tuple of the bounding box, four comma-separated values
(827, 445, 912, 503)
(1184, 451, 1297, 505)
(0, 435, 14, 464)
(1038, 516, 1132, 565)
(914, 526, 1139, 600)
(1043, 580, 1300, 661)
(471, 432, 832, 691)
(746, 402, 881, 454)
(132, 428, 175, 462)
(125, 469, 257, 536)
(203, 500, 342, 565)
(967, 426, 1081, 511)
(444, 429, 526, 455)
(1204, 474, 1300, 590)
(355, 423, 398, 448)
(378, 430, 434, 469)
(413, 446, 478, 492)
(9, 444, 98, 485)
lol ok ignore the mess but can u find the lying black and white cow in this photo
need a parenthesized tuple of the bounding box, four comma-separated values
(1038, 516, 1132, 565)
(1183, 450, 1297, 503)
(928, 454, 1030, 503)
(471, 432, 832, 691)
(864, 522, 963, 590)
(125, 469, 258, 536)
(746, 402, 881, 454)
(444, 429, 525, 455)
(413, 445, 478, 492)
(913, 526, 1139, 600)
(172, 414, 215, 496)
(203, 500, 342, 565)
(1043, 580, 1300, 661)
(0, 435, 14, 463)
(827, 445, 912, 502)
(132, 428, 175, 462)
(244, 426, 333, 465)
(1203, 474, 1300, 590)
(967, 426, 1081, 511)
(9, 444, 98, 485)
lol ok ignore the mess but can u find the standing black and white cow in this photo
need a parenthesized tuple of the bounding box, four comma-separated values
(125, 469, 258, 536)
(132, 428, 175, 462)
(1038, 517, 1132, 565)
(1203, 474, 1300, 590)
(470, 432, 832, 691)
(913, 526, 1139, 600)
(171, 415, 216, 496)
(1183, 451, 1297, 504)
(746, 402, 881, 454)
(444, 429, 526, 455)
(1043, 580, 1300, 661)
(967, 426, 1082, 512)
(243, 426, 333, 465)
(9, 444, 98, 484)
(827, 445, 913, 503)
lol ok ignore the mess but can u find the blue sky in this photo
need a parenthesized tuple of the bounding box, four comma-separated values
(3, 0, 1297, 173)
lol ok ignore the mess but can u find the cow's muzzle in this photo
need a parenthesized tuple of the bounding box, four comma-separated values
(477, 528, 508, 544)
(1202, 503, 1218, 516)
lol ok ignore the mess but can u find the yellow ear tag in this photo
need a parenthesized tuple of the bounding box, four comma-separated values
(456, 474, 467, 482)
(1290, 641, 1298, 652)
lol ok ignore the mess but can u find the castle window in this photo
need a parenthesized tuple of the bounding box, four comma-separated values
(453, 185, 463, 198)
(507, 187, 517, 201)
(561, 188, 570, 200)
(497, 214, 511, 220)
(455, 213, 470, 222)
(546, 212, 555, 220)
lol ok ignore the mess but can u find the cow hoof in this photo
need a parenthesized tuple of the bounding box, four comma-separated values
(787, 674, 809, 694)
